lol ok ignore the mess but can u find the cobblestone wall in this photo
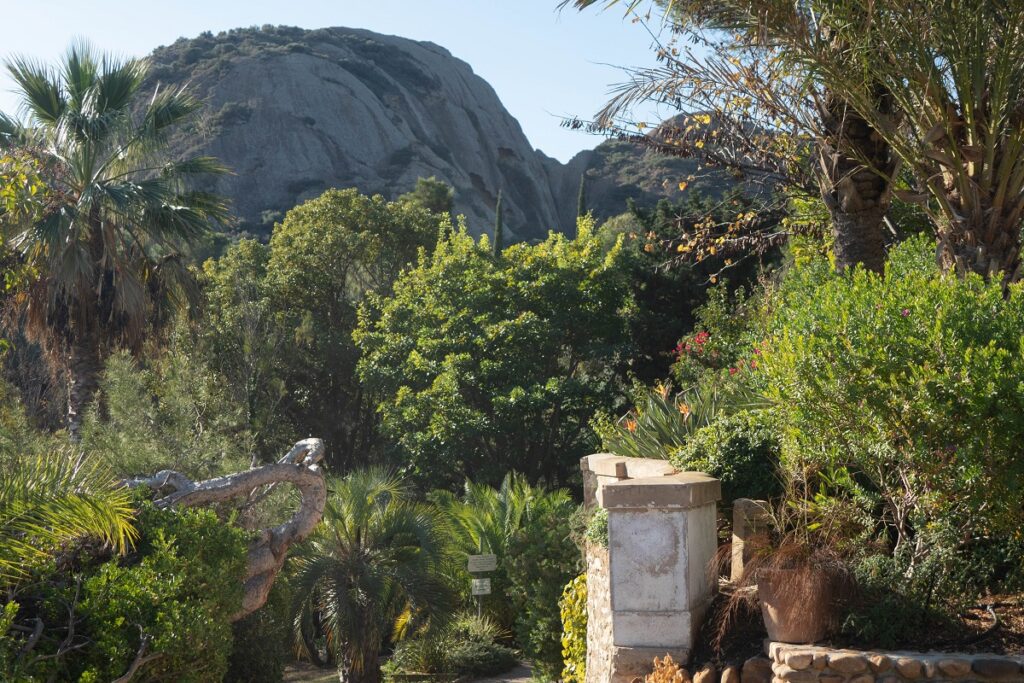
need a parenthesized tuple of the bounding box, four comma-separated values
(769, 643, 1024, 682)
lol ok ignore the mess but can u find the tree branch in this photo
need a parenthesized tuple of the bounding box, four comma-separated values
(127, 438, 327, 620)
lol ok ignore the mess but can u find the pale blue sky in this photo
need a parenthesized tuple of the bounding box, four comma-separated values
(0, 0, 667, 162)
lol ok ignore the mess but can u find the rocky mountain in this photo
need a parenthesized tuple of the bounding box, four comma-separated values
(148, 25, 703, 240)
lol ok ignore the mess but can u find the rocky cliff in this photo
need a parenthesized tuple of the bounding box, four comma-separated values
(149, 26, 700, 240)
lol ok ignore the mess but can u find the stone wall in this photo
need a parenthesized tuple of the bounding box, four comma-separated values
(768, 643, 1024, 682)
(581, 454, 721, 683)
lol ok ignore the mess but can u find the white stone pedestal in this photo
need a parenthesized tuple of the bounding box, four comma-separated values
(581, 454, 721, 683)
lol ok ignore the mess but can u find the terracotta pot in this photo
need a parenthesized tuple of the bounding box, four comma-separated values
(757, 567, 835, 643)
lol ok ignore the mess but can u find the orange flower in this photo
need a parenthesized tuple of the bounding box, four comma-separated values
(678, 402, 691, 417)
(625, 418, 638, 433)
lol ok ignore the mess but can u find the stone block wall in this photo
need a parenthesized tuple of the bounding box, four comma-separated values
(768, 643, 1024, 683)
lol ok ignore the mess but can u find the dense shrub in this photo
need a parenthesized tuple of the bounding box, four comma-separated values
(385, 613, 517, 678)
(2, 500, 247, 682)
(225, 575, 292, 683)
(506, 496, 581, 681)
(762, 235, 1024, 592)
(559, 573, 587, 683)
(669, 410, 781, 502)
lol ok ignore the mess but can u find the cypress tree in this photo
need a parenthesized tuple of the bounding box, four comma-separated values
(576, 172, 587, 219)
(493, 190, 504, 256)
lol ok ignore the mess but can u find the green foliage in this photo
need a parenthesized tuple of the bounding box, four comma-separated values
(493, 190, 505, 255)
(584, 508, 608, 549)
(596, 380, 761, 461)
(505, 494, 580, 681)
(355, 218, 633, 489)
(225, 575, 292, 683)
(201, 188, 444, 467)
(2, 42, 228, 434)
(81, 346, 252, 479)
(431, 473, 574, 634)
(669, 411, 781, 502)
(1, 501, 247, 682)
(399, 176, 455, 217)
(559, 573, 587, 683)
(762, 234, 1024, 588)
(386, 613, 517, 678)
(671, 283, 765, 387)
(0, 151, 47, 234)
(0, 453, 135, 586)
(290, 469, 456, 683)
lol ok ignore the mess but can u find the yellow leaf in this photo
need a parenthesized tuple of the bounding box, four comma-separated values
(678, 181, 688, 191)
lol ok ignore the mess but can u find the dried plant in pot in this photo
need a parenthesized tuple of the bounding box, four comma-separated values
(717, 471, 855, 645)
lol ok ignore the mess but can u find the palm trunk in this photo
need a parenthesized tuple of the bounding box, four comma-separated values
(67, 332, 101, 441)
(337, 651, 380, 683)
(817, 89, 897, 274)
(937, 197, 1022, 284)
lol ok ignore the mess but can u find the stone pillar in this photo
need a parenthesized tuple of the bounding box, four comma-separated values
(730, 498, 769, 583)
(580, 455, 721, 683)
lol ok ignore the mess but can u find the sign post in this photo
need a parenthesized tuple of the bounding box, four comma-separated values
(468, 553, 497, 618)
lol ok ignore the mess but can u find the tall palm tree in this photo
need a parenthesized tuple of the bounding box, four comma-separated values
(0, 42, 228, 438)
(290, 469, 455, 683)
(0, 451, 136, 587)
(562, 0, 898, 273)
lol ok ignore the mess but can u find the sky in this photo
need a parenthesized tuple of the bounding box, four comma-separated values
(0, 0, 667, 162)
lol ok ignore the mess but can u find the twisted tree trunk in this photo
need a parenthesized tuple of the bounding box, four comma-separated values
(128, 438, 327, 620)
(818, 88, 898, 274)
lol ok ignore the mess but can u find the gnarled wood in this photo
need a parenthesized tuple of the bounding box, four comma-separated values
(128, 438, 326, 620)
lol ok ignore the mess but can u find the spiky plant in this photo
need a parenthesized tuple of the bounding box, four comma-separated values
(290, 469, 455, 683)
(0, 451, 136, 586)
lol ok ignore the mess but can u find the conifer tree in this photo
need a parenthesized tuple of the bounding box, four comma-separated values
(493, 190, 504, 256)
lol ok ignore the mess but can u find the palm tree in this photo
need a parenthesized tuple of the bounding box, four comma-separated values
(290, 469, 455, 683)
(0, 451, 136, 586)
(562, 0, 897, 273)
(0, 42, 228, 438)
(432, 472, 574, 632)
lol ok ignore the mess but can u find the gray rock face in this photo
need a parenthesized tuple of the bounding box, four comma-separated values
(151, 26, 578, 240)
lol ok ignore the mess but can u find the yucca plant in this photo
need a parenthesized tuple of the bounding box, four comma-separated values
(0, 451, 136, 587)
(431, 472, 573, 632)
(0, 41, 228, 437)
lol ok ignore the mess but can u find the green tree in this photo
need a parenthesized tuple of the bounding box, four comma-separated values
(0, 43, 227, 437)
(290, 469, 455, 683)
(202, 188, 444, 467)
(354, 218, 634, 489)
(563, 0, 897, 274)
(400, 176, 455, 217)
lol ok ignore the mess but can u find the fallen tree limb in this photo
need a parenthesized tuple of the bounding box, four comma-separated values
(127, 438, 326, 620)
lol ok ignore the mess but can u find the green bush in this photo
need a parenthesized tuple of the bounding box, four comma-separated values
(506, 498, 580, 681)
(225, 575, 292, 683)
(559, 574, 587, 683)
(584, 508, 608, 549)
(386, 613, 517, 678)
(669, 411, 781, 503)
(762, 234, 1024, 594)
(3, 500, 248, 682)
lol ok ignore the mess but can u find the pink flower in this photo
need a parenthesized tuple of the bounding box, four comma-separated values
(901, 308, 910, 317)
(729, 367, 738, 375)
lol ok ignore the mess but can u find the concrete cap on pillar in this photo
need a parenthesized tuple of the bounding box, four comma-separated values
(602, 472, 721, 510)
(580, 453, 678, 479)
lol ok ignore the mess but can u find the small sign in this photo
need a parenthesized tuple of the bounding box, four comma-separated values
(471, 578, 492, 596)
(467, 554, 497, 573)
